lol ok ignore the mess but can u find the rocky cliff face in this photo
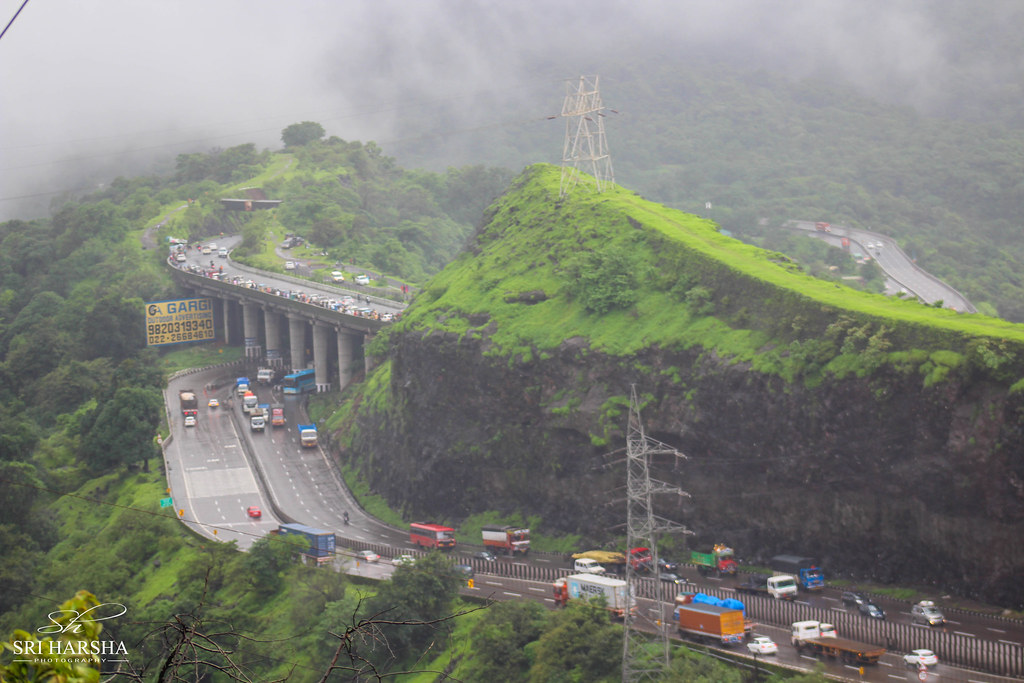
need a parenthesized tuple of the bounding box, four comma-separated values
(339, 165, 1024, 608)
(348, 328, 1024, 606)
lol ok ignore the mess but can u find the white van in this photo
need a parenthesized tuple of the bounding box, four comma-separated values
(573, 558, 606, 574)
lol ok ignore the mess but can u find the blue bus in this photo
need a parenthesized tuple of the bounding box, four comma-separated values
(282, 368, 316, 394)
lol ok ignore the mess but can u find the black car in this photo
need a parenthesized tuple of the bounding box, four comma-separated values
(472, 551, 496, 562)
(657, 558, 679, 572)
(841, 591, 868, 607)
(658, 572, 683, 584)
(858, 602, 886, 620)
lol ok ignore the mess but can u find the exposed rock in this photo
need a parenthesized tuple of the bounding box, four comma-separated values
(338, 165, 1024, 608)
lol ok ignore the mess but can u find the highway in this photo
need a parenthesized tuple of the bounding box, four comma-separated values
(163, 366, 1023, 682)
(788, 220, 976, 313)
(172, 236, 408, 318)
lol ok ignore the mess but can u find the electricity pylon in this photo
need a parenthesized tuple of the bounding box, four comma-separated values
(560, 75, 615, 196)
(622, 385, 690, 682)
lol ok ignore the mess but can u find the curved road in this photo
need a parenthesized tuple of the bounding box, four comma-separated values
(160, 244, 1021, 682)
(788, 220, 976, 313)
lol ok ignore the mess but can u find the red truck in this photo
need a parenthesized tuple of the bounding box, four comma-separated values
(481, 525, 530, 555)
(814, 222, 831, 232)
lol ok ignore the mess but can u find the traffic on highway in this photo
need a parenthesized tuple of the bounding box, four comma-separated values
(160, 247, 1020, 682)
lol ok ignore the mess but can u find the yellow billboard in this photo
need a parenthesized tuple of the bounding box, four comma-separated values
(145, 298, 215, 346)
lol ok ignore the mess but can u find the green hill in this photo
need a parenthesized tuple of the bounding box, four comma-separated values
(344, 163, 1024, 607)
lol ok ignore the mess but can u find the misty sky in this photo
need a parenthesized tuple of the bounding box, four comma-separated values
(1, 0, 1016, 221)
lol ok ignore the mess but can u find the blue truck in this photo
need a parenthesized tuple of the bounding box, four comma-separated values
(770, 554, 824, 591)
(277, 523, 335, 561)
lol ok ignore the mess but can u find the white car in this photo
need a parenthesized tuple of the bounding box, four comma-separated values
(356, 550, 380, 563)
(391, 554, 415, 567)
(354, 274, 370, 285)
(284, 261, 295, 270)
(904, 649, 938, 667)
(746, 636, 778, 655)
(184, 415, 196, 427)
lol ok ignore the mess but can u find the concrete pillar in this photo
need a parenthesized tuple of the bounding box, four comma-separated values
(364, 332, 378, 375)
(313, 323, 331, 392)
(336, 329, 356, 390)
(263, 308, 283, 367)
(222, 299, 232, 345)
(242, 302, 261, 359)
(288, 315, 307, 373)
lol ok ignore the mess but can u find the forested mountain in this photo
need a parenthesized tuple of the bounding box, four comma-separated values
(389, 58, 1024, 322)
(0, 140, 512, 659)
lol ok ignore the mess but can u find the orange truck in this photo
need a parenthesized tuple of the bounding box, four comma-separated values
(481, 525, 530, 555)
(673, 593, 746, 646)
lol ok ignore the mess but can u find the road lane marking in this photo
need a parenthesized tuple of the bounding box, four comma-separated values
(954, 631, 975, 637)
(503, 592, 521, 597)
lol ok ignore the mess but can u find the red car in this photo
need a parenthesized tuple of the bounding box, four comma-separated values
(246, 506, 261, 519)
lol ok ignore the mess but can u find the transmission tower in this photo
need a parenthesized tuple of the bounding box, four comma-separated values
(622, 385, 690, 682)
(560, 75, 615, 196)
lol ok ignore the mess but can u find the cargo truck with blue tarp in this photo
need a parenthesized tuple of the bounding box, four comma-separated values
(277, 523, 335, 562)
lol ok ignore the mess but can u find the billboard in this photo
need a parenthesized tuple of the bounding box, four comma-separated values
(145, 297, 215, 346)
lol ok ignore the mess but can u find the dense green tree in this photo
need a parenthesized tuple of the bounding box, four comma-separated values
(566, 245, 645, 314)
(528, 600, 621, 683)
(239, 534, 299, 594)
(0, 461, 42, 525)
(76, 295, 147, 361)
(282, 121, 326, 148)
(361, 552, 463, 662)
(79, 386, 161, 472)
(0, 409, 37, 462)
(463, 600, 548, 681)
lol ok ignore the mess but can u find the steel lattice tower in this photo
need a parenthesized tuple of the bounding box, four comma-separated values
(560, 75, 615, 196)
(622, 385, 690, 682)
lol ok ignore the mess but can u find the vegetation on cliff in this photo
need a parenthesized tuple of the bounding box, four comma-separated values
(346, 163, 1024, 607)
(394, 163, 1024, 384)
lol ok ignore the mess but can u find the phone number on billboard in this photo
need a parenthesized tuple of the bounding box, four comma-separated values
(147, 318, 215, 345)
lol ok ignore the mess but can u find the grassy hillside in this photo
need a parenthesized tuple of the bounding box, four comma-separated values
(397, 164, 1024, 387)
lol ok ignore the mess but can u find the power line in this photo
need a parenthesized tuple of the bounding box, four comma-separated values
(0, 0, 30, 43)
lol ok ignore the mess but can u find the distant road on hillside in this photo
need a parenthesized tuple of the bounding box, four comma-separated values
(788, 220, 976, 313)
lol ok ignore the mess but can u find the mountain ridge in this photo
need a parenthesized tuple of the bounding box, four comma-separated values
(338, 163, 1024, 606)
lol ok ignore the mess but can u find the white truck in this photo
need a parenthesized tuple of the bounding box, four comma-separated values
(553, 574, 635, 619)
(256, 368, 274, 384)
(298, 424, 318, 448)
(791, 620, 886, 665)
(735, 573, 799, 600)
(250, 404, 267, 432)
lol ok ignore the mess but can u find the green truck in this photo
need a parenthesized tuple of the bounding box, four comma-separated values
(690, 544, 738, 577)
